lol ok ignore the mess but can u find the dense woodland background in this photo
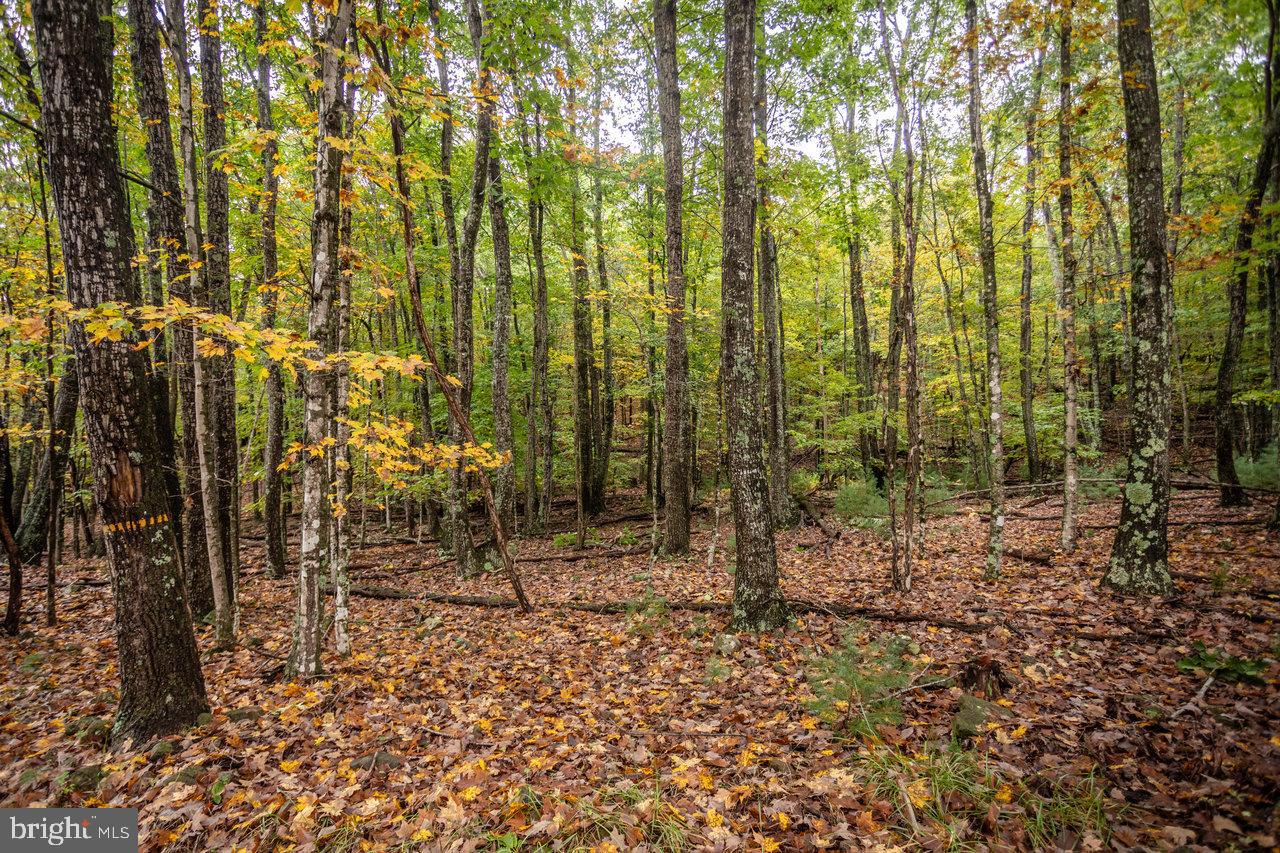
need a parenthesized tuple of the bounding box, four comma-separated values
(0, 0, 1278, 847)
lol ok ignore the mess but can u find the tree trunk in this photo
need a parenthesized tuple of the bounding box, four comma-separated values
(567, 76, 596, 539)
(444, 0, 494, 574)
(32, 0, 208, 741)
(1020, 43, 1046, 483)
(518, 96, 553, 530)
(654, 0, 691, 553)
(1058, 3, 1080, 551)
(198, 0, 239, 619)
(590, 75, 614, 513)
(157, 0, 214, 619)
(1215, 103, 1280, 505)
(1103, 0, 1174, 595)
(15, 362, 76, 564)
(289, 0, 353, 679)
(967, 0, 1005, 580)
(723, 0, 787, 632)
(755, 27, 797, 526)
(489, 152, 515, 528)
(125, 0, 185, 557)
(255, 0, 286, 579)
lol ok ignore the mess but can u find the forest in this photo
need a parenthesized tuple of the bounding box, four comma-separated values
(0, 0, 1277, 847)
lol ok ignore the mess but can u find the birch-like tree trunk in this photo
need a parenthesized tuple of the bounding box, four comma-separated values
(1058, 2, 1080, 552)
(289, 0, 352, 678)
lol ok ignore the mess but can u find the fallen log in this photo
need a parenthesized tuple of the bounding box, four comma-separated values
(1004, 547, 1053, 565)
(794, 493, 840, 543)
(346, 586, 991, 631)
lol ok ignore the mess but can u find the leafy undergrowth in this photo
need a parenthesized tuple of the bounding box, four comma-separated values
(1, 487, 1277, 850)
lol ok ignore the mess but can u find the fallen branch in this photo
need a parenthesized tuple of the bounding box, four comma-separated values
(346, 586, 992, 631)
(795, 492, 840, 543)
(1169, 675, 1215, 719)
(516, 545, 649, 564)
(1004, 547, 1053, 565)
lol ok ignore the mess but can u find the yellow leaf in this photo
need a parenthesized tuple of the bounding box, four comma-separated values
(706, 809, 723, 828)
(280, 759, 300, 773)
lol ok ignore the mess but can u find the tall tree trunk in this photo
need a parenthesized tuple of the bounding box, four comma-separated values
(489, 151, 516, 528)
(289, 0, 353, 679)
(515, 92, 552, 530)
(158, 0, 214, 619)
(1020, 43, 1046, 483)
(723, 0, 787, 632)
(32, 0, 208, 740)
(125, 0, 185, 557)
(198, 0, 238, 623)
(1058, 2, 1080, 551)
(1104, 0, 1174, 595)
(567, 74, 597, 539)
(755, 27, 797, 526)
(445, 0, 495, 574)
(899, 112, 921, 592)
(255, 0, 286, 579)
(840, 103, 876, 477)
(967, 0, 1005, 580)
(330, 70, 356, 657)
(654, 0, 691, 553)
(876, 0, 907, 582)
(15, 362, 76, 564)
(590, 75, 614, 512)
(1215, 102, 1280, 505)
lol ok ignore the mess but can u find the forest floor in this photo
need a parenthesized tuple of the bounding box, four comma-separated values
(0, 485, 1277, 851)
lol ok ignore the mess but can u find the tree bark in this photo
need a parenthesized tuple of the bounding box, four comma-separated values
(1215, 102, 1280, 505)
(967, 0, 1005, 580)
(198, 0, 239, 620)
(1020, 43, 1046, 484)
(32, 0, 208, 741)
(654, 0, 691, 553)
(567, 75, 597, 540)
(157, 0, 214, 619)
(489, 152, 516, 528)
(723, 0, 787, 632)
(755, 27, 797, 526)
(1058, 2, 1080, 551)
(445, 0, 495, 574)
(514, 91, 552, 530)
(590, 74, 614, 514)
(15, 361, 76, 564)
(289, 0, 353, 678)
(255, 0, 286, 579)
(1103, 0, 1174, 595)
